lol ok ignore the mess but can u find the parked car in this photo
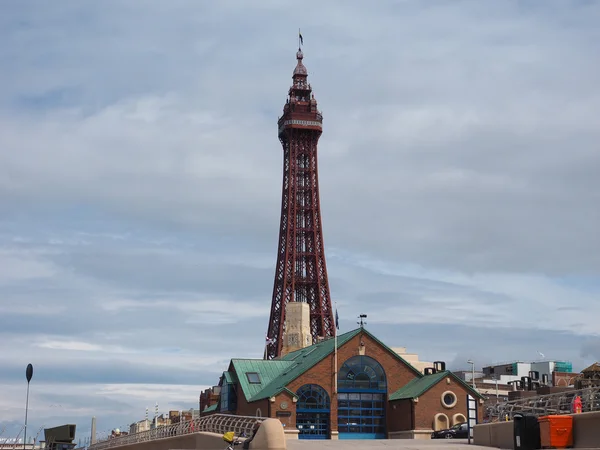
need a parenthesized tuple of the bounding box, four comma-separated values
(431, 422, 468, 439)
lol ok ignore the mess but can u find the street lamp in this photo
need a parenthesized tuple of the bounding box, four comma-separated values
(467, 359, 475, 389)
(24, 364, 33, 450)
(495, 376, 499, 402)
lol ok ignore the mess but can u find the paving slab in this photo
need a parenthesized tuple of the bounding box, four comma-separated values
(287, 439, 493, 450)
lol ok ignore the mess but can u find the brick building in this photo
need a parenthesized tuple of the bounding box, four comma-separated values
(200, 327, 483, 440)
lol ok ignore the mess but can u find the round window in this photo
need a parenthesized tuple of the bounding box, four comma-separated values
(441, 391, 457, 408)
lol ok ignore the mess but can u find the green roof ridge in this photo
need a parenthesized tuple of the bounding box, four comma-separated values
(389, 370, 484, 400)
(203, 403, 217, 412)
(389, 371, 447, 400)
(249, 329, 362, 401)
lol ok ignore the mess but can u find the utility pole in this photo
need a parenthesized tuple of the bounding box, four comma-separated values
(467, 360, 476, 389)
(24, 364, 34, 450)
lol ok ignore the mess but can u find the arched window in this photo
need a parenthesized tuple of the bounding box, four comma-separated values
(297, 384, 330, 411)
(338, 355, 387, 391)
(337, 356, 387, 439)
(296, 384, 330, 439)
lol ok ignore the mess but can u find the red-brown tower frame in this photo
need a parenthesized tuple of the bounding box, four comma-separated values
(266, 47, 335, 359)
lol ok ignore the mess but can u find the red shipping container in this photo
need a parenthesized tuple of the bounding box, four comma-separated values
(538, 415, 573, 449)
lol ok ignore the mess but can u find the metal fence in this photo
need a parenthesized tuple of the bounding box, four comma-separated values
(486, 386, 600, 420)
(89, 415, 261, 450)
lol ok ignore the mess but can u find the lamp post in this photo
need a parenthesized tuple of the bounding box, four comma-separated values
(24, 364, 33, 450)
(467, 359, 475, 389)
(494, 375, 499, 402)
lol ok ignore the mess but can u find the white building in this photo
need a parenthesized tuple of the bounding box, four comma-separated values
(482, 360, 573, 386)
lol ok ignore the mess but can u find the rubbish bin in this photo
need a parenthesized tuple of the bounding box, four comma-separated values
(513, 413, 541, 450)
(538, 415, 573, 448)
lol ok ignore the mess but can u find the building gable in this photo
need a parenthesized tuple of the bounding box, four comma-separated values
(220, 327, 429, 406)
(245, 327, 425, 402)
(390, 370, 484, 400)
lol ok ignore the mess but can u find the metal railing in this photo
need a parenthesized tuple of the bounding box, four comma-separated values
(486, 386, 600, 420)
(89, 415, 261, 450)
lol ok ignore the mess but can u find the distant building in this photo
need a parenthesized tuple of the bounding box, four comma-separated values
(453, 370, 485, 383)
(129, 419, 150, 435)
(575, 362, 600, 389)
(482, 360, 573, 386)
(390, 347, 435, 374)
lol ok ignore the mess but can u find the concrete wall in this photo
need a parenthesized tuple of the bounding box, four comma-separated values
(102, 432, 228, 450)
(473, 411, 600, 449)
(572, 411, 600, 449)
(472, 421, 513, 449)
(96, 420, 287, 450)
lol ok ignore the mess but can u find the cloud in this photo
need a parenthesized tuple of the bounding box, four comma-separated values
(1, 0, 599, 442)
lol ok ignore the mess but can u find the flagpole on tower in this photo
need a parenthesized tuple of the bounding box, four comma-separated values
(334, 302, 339, 394)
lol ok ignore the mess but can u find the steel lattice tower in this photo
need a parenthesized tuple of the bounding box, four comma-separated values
(266, 47, 335, 359)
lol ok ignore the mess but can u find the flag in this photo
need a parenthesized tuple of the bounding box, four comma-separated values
(299, 32, 304, 46)
(335, 308, 339, 330)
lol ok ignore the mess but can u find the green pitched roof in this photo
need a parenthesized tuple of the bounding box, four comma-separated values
(203, 403, 217, 412)
(249, 329, 362, 401)
(389, 370, 484, 400)
(228, 327, 427, 404)
(231, 359, 293, 401)
(223, 371, 238, 384)
(389, 370, 448, 400)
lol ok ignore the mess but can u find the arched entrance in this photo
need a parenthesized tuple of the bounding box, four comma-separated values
(337, 355, 387, 439)
(296, 384, 330, 439)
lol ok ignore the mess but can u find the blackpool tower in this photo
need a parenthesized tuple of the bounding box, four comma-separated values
(265, 46, 335, 359)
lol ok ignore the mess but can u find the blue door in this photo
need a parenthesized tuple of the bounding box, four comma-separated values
(338, 355, 387, 439)
(296, 384, 330, 439)
(296, 412, 329, 439)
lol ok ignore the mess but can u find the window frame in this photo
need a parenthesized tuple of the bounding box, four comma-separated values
(246, 372, 261, 384)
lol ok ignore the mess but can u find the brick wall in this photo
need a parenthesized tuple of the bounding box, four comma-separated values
(537, 386, 575, 395)
(508, 390, 538, 401)
(553, 371, 579, 387)
(235, 388, 269, 418)
(271, 391, 296, 431)
(199, 389, 220, 414)
(388, 399, 413, 431)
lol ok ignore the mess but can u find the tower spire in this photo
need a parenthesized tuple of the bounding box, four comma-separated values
(266, 45, 334, 359)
